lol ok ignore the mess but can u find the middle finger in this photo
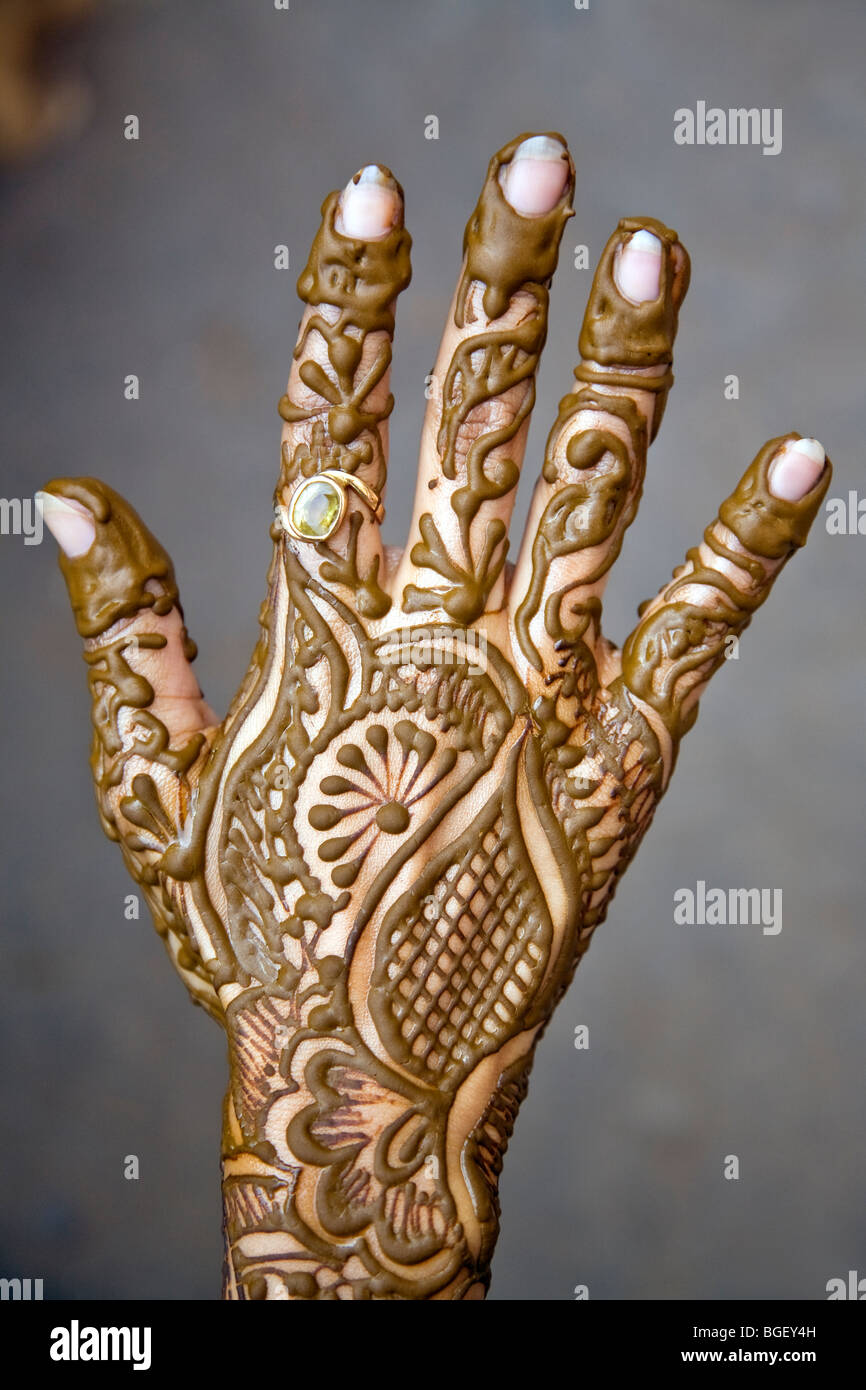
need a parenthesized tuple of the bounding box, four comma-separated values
(394, 132, 575, 626)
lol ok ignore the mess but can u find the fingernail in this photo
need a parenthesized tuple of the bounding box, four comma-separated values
(614, 228, 663, 303)
(501, 135, 570, 216)
(768, 437, 826, 501)
(336, 164, 401, 239)
(35, 490, 96, 557)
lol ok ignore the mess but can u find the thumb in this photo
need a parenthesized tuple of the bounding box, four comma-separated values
(38, 476, 220, 1012)
(38, 476, 217, 736)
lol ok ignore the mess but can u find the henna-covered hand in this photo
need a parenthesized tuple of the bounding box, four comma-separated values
(37, 134, 831, 1300)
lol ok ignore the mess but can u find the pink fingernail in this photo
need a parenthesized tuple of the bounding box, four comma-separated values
(35, 491, 96, 557)
(501, 135, 570, 216)
(336, 164, 401, 240)
(614, 228, 663, 303)
(768, 437, 826, 501)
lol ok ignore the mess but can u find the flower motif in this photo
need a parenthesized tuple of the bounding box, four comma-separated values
(308, 720, 457, 888)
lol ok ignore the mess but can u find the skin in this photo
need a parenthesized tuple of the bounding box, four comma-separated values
(38, 132, 831, 1300)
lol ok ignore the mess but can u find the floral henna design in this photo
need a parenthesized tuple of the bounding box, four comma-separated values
(404, 134, 574, 624)
(39, 134, 831, 1300)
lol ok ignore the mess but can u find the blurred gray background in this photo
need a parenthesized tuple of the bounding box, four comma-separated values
(1, 0, 864, 1300)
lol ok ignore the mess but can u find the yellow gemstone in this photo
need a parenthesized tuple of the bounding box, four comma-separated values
(290, 477, 343, 538)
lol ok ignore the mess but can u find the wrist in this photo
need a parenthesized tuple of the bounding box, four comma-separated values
(218, 1019, 537, 1300)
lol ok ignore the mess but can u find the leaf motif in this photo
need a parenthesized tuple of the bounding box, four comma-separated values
(369, 740, 553, 1090)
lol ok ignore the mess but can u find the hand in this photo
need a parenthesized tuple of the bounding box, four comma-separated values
(38, 132, 831, 1300)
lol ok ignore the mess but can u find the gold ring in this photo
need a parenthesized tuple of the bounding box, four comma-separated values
(281, 470, 385, 542)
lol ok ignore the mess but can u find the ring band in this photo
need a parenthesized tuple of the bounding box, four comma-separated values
(281, 469, 385, 542)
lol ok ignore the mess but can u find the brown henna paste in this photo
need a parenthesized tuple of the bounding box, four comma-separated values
(40, 144, 828, 1303)
(404, 133, 575, 623)
(578, 215, 689, 439)
(279, 171, 411, 449)
(622, 434, 832, 742)
(41, 478, 187, 642)
(276, 173, 411, 618)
